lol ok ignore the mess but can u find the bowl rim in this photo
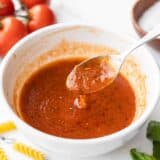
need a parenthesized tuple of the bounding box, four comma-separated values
(0, 23, 160, 145)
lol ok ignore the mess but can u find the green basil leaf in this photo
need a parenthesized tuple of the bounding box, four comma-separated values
(130, 148, 156, 160)
(147, 121, 160, 142)
(153, 141, 160, 160)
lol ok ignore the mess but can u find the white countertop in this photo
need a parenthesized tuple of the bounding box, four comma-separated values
(55, 0, 160, 65)
(0, 0, 160, 159)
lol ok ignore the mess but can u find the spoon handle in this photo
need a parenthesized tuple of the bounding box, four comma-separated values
(122, 24, 160, 59)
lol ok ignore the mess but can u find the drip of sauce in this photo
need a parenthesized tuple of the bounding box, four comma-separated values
(18, 58, 136, 139)
(74, 95, 87, 109)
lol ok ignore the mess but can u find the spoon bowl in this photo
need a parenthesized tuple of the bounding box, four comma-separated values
(66, 55, 119, 94)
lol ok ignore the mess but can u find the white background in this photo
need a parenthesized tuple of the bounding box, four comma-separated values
(0, 0, 160, 159)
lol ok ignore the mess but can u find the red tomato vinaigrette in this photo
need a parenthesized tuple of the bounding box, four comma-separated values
(14, 41, 147, 139)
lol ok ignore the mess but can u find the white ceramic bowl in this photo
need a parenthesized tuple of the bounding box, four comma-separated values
(0, 24, 160, 158)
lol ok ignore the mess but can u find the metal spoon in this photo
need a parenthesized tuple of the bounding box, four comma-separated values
(66, 25, 160, 94)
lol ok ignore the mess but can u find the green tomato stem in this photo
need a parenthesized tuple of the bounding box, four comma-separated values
(15, 0, 30, 23)
(16, 15, 30, 19)
(0, 22, 2, 29)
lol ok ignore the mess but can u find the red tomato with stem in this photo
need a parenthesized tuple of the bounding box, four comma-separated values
(0, 17, 28, 56)
(22, 0, 49, 9)
(28, 4, 56, 32)
(0, 0, 15, 16)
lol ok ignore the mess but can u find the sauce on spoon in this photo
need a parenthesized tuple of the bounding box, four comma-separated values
(66, 56, 116, 94)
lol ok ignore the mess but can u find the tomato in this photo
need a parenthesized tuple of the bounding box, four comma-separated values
(22, 0, 49, 8)
(0, 0, 14, 16)
(0, 17, 28, 56)
(28, 4, 56, 32)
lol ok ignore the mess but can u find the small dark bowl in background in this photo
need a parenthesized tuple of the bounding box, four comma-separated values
(132, 0, 160, 51)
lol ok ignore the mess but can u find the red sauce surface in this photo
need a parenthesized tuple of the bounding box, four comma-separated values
(19, 58, 136, 139)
